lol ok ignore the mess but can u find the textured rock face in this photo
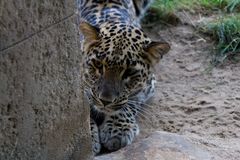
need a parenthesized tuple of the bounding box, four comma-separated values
(95, 131, 212, 160)
(0, 0, 75, 50)
(0, 0, 92, 160)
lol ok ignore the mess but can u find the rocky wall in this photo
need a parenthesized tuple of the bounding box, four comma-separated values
(0, 0, 92, 159)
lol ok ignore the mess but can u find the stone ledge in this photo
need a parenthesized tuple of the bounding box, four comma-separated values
(95, 131, 212, 160)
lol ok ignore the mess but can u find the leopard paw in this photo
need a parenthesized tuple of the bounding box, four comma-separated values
(99, 115, 139, 151)
(90, 119, 101, 155)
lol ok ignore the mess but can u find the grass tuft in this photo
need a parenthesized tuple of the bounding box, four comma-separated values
(226, 0, 240, 12)
(144, 0, 229, 27)
(151, 0, 227, 12)
(200, 15, 240, 65)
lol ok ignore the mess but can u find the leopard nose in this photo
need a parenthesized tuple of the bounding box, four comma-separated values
(100, 99, 112, 106)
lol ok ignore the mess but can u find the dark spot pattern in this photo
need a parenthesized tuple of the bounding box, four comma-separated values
(79, 0, 159, 155)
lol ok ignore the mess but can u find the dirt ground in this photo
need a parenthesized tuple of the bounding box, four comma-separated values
(137, 12, 240, 159)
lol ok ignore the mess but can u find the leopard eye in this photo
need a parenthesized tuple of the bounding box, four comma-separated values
(92, 59, 103, 69)
(122, 68, 139, 79)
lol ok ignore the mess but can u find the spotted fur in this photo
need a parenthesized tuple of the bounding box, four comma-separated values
(79, 0, 170, 155)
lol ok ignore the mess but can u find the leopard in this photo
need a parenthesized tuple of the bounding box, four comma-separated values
(78, 0, 170, 155)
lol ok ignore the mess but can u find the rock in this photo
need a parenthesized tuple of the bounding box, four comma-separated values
(95, 131, 212, 160)
(185, 63, 201, 72)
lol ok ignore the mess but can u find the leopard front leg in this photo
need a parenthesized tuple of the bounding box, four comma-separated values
(99, 114, 139, 151)
(90, 118, 101, 155)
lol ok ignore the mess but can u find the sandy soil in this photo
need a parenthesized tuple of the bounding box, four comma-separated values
(137, 12, 240, 159)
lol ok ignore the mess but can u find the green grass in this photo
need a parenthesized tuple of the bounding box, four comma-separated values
(226, 0, 240, 12)
(151, 0, 240, 13)
(144, 0, 230, 26)
(151, 0, 226, 13)
(147, 0, 240, 25)
(200, 14, 240, 65)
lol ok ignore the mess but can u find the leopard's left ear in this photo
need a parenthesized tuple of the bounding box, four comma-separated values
(144, 41, 170, 65)
(79, 21, 100, 50)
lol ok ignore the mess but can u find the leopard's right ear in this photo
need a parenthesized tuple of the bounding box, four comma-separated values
(79, 21, 100, 50)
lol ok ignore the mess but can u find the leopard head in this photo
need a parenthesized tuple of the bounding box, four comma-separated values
(80, 21, 170, 114)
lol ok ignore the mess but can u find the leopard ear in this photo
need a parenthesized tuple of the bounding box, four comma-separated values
(144, 41, 170, 65)
(79, 21, 100, 50)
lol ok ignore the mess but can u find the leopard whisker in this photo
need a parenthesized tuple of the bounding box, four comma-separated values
(128, 100, 155, 110)
(85, 90, 103, 106)
(126, 104, 152, 125)
(82, 79, 92, 88)
(126, 106, 154, 125)
(126, 102, 154, 118)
